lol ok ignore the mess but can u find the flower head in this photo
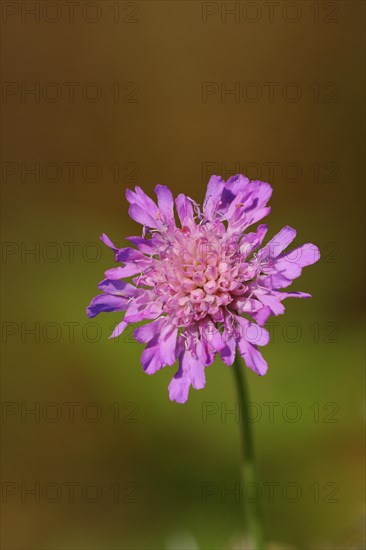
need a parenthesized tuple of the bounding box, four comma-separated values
(87, 175, 320, 403)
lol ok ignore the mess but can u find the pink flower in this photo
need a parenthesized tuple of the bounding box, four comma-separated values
(87, 175, 320, 403)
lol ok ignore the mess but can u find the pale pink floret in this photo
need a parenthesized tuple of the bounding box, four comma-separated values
(87, 175, 320, 403)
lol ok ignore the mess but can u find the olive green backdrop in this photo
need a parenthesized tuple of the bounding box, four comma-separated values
(1, 1, 365, 549)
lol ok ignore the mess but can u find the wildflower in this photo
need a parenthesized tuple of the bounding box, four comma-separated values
(87, 175, 320, 403)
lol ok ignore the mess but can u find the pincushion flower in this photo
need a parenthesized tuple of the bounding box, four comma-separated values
(87, 174, 320, 403)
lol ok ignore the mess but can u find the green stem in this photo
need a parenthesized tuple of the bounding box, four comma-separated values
(232, 352, 265, 550)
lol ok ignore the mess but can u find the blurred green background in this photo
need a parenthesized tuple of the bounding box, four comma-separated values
(1, 1, 365, 549)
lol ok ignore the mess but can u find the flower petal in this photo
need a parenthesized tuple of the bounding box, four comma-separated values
(100, 233, 117, 251)
(240, 224, 268, 258)
(126, 236, 154, 255)
(203, 175, 225, 220)
(168, 340, 206, 403)
(219, 174, 251, 215)
(128, 203, 161, 229)
(224, 178, 272, 231)
(126, 186, 159, 214)
(237, 339, 268, 376)
(234, 315, 270, 346)
(258, 226, 297, 261)
(280, 291, 312, 300)
(114, 247, 149, 263)
(252, 305, 272, 326)
(134, 318, 165, 343)
(263, 243, 320, 284)
(155, 184, 175, 224)
(220, 336, 236, 366)
(86, 294, 128, 318)
(140, 322, 178, 374)
(105, 264, 144, 279)
(175, 194, 194, 227)
(253, 289, 286, 316)
(109, 321, 128, 339)
(124, 300, 162, 323)
(98, 279, 138, 297)
(281, 243, 320, 267)
(168, 372, 191, 404)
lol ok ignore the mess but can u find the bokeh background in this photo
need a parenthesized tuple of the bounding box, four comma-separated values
(1, 1, 365, 549)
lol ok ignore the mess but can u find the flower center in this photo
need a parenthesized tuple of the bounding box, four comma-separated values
(148, 224, 249, 326)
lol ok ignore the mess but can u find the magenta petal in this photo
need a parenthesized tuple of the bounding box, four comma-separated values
(126, 236, 154, 255)
(128, 204, 160, 229)
(225, 174, 251, 194)
(140, 323, 178, 374)
(281, 243, 320, 267)
(155, 184, 174, 224)
(218, 174, 249, 213)
(224, 179, 272, 232)
(105, 265, 143, 279)
(234, 315, 270, 346)
(203, 175, 225, 220)
(187, 344, 206, 390)
(271, 243, 320, 281)
(175, 194, 194, 226)
(126, 186, 159, 214)
(100, 233, 117, 250)
(255, 291, 286, 316)
(247, 179, 273, 199)
(109, 321, 128, 339)
(87, 294, 128, 318)
(140, 341, 162, 374)
(237, 339, 268, 376)
(240, 224, 268, 258)
(252, 305, 271, 326)
(280, 291, 311, 300)
(124, 302, 162, 323)
(134, 318, 165, 343)
(245, 206, 271, 228)
(159, 324, 178, 366)
(258, 225, 297, 261)
(168, 374, 191, 404)
(259, 273, 293, 289)
(114, 247, 148, 263)
(98, 279, 138, 297)
(220, 337, 236, 366)
(168, 345, 206, 403)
